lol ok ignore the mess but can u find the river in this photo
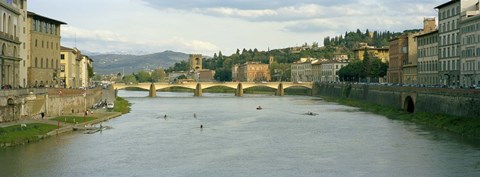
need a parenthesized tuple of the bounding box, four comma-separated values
(1, 90, 480, 177)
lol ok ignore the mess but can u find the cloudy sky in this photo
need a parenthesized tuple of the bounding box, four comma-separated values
(29, 0, 443, 56)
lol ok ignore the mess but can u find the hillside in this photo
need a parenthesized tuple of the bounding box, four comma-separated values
(90, 50, 189, 75)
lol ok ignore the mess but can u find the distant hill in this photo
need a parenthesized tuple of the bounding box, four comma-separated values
(90, 50, 189, 75)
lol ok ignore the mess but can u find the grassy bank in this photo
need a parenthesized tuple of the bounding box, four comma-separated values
(114, 97, 131, 114)
(0, 124, 58, 147)
(49, 116, 97, 124)
(326, 97, 480, 139)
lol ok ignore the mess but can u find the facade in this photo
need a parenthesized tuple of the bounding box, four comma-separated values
(320, 60, 349, 82)
(311, 60, 322, 82)
(0, 0, 23, 88)
(402, 32, 423, 84)
(417, 30, 440, 85)
(387, 36, 407, 83)
(196, 69, 215, 82)
(189, 54, 202, 72)
(60, 46, 81, 88)
(233, 62, 271, 82)
(353, 47, 390, 63)
(27, 11, 66, 88)
(291, 58, 313, 83)
(435, 0, 477, 86)
(79, 55, 93, 87)
(17, 0, 27, 88)
(459, 10, 480, 87)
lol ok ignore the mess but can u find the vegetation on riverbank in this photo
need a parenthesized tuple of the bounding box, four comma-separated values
(0, 124, 58, 147)
(325, 97, 480, 139)
(49, 116, 96, 124)
(113, 97, 131, 114)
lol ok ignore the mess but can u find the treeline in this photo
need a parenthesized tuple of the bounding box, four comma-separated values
(323, 29, 401, 50)
(122, 68, 167, 84)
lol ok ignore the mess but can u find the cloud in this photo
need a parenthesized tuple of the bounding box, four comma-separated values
(61, 26, 218, 55)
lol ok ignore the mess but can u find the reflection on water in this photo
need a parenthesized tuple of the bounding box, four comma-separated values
(1, 90, 479, 177)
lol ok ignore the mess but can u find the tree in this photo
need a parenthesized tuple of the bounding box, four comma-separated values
(151, 68, 167, 82)
(214, 68, 232, 81)
(123, 75, 137, 84)
(136, 70, 151, 83)
(87, 65, 94, 78)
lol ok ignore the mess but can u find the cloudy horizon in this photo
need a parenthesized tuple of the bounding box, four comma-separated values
(29, 0, 443, 56)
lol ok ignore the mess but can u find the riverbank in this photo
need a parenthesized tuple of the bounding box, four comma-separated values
(0, 96, 131, 148)
(323, 97, 480, 139)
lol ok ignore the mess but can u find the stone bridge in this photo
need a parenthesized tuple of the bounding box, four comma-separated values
(112, 82, 313, 97)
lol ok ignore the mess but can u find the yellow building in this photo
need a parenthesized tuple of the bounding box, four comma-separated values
(60, 46, 82, 88)
(0, 0, 24, 88)
(27, 11, 66, 88)
(354, 47, 390, 63)
(79, 55, 93, 88)
(233, 62, 271, 82)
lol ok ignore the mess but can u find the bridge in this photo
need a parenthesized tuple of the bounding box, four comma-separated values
(112, 82, 313, 97)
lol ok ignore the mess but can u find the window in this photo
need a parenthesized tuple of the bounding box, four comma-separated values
(60, 65, 65, 72)
(35, 58, 38, 67)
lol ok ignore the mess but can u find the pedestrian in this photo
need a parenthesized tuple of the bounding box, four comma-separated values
(40, 112, 45, 119)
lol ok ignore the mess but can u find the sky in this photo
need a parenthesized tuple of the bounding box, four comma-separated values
(29, 0, 444, 56)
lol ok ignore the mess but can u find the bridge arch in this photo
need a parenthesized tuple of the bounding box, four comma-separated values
(404, 96, 415, 113)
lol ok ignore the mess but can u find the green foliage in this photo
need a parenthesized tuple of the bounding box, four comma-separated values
(329, 98, 480, 139)
(151, 68, 167, 82)
(270, 63, 291, 82)
(166, 61, 189, 73)
(0, 124, 58, 145)
(214, 68, 232, 82)
(136, 71, 151, 83)
(87, 65, 95, 78)
(123, 75, 137, 84)
(114, 97, 131, 114)
(324, 29, 400, 50)
(49, 116, 97, 124)
(338, 58, 388, 82)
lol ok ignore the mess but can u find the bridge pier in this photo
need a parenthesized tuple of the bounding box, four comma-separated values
(149, 83, 157, 97)
(276, 83, 284, 96)
(235, 83, 244, 97)
(194, 83, 202, 97)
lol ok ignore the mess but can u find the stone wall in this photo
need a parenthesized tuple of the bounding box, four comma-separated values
(0, 88, 103, 123)
(313, 83, 480, 118)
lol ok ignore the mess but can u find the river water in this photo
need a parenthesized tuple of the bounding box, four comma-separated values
(1, 90, 480, 177)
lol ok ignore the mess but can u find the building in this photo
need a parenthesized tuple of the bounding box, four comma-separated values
(233, 62, 271, 82)
(196, 69, 215, 82)
(320, 60, 349, 82)
(17, 0, 27, 88)
(291, 58, 314, 83)
(353, 46, 390, 63)
(388, 18, 436, 85)
(459, 8, 480, 87)
(388, 36, 407, 84)
(435, 0, 478, 86)
(79, 55, 93, 88)
(60, 46, 81, 88)
(27, 11, 66, 87)
(0, 0, 24, 88)
(417, 30, 439, 85)
(189, 54, 202, 72)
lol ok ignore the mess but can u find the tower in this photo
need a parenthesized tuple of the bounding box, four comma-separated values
(189, 54, 202, 72)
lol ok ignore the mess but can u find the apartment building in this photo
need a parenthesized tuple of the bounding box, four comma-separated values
(27, 11, 66, 87)
(291, 58, 314, 83)
(233, 62, 271, 82)
(60, 46, 81, 88)
(0, 0, 24, 88)
(417, 30, 440, 85)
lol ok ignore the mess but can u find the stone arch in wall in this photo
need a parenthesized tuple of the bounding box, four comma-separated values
(404, 96, 415, 113)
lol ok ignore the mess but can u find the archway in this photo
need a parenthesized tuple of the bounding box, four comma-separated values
(404, 96, 415, 113)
